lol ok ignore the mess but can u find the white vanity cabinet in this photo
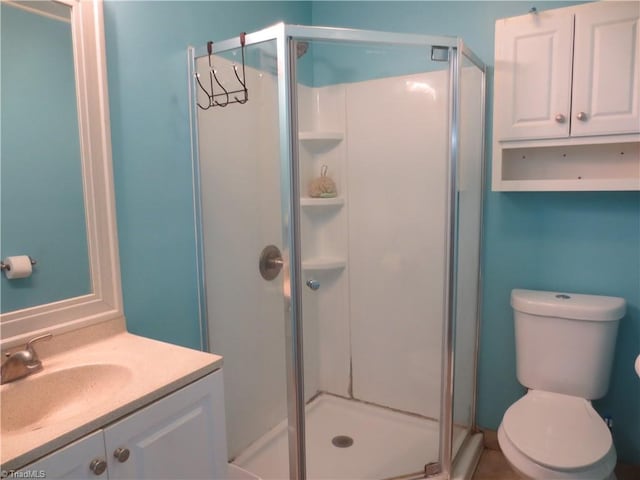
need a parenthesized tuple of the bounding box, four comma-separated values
(493, 1, 640, 191)
(16, 370, 228, 480)
(104, 368, 227, 479)
(13, 431, 105, 479)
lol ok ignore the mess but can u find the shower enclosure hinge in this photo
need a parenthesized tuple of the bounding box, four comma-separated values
(424, 462, 442, 477)
(430, 46, 450, 62)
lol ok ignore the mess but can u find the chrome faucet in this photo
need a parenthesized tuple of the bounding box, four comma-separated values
(1, 333, 52, 384)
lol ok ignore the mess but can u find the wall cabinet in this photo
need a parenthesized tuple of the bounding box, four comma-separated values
(571, 3, 639, 137)
(493, 2, 640, 191)
(495, 10, 574, 140)
(16, 370, 227, 479)
(496, 2, 639, 141)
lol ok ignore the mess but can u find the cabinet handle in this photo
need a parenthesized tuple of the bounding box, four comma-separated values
(554, 113, 566, 123)
(89, 458, 107, 476)
(113, 447, 131, 463)
(576, 111, 588, 121)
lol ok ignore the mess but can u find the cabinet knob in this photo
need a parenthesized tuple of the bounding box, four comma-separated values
(89, 458, 107, 476)
(113, 447, 130, 463)
(554, 113, 566, 123)
(576, 111, 588, 121)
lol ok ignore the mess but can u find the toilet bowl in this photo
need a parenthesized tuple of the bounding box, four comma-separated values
(498, 289, 625, 480)
(498, 390, 617, 479)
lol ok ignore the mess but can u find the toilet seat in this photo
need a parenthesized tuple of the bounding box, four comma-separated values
(498, 423, 617, 480)
(502, 390, 613, 470)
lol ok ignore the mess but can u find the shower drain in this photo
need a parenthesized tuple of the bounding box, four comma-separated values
(331, 435, 354, 448)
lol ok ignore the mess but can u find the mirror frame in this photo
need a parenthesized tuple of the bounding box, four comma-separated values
(0, 0, 123, 348)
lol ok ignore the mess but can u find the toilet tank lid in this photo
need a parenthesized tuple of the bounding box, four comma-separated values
(511, 289, 626, 322)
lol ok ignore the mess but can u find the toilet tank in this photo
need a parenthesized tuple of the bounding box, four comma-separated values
(511, 289, 625, 399)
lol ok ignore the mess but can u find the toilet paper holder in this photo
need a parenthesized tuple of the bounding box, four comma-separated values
(1, 256, 37, 272)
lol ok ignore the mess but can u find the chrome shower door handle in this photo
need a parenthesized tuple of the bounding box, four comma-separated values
(259, 245, 283, 281)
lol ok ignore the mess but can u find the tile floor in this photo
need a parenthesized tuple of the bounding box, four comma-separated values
(471, 449, 518, 480)
(472, 448, 640, 480)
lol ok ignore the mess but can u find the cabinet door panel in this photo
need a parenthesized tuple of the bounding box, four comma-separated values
(104, 370, 228, 479)
(572, 2, 640, 136)
(495, 11, 574, 140)
(16, 431, 105, 480)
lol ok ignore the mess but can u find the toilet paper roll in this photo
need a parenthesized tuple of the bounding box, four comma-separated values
(4, 255, 33, 279)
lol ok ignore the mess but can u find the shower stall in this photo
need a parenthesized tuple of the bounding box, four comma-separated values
(188, 23, 486, 480)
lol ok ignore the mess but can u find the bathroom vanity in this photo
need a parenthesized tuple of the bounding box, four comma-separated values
(11, 373, 225, 479)
(1, 2, 229, 478)
(1, 325, 228, 479)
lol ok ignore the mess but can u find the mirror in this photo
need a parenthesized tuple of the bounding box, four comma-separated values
(1, 0, 90, 313)
(0, 0, 123, 348)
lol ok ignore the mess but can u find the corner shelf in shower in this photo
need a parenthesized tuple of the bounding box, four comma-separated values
(300, 196, 345, 208)
(299, 131, 344, 150)
(302, 257, 346, 272)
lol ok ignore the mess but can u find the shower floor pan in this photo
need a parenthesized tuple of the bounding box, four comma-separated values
(232, 394, 467, 480)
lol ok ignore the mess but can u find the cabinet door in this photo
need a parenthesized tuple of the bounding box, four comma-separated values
(571, 2, 640, 136)
(495, 11, 574, 140)
(15, 431, 106, 479)
(104, 370, 228, 479)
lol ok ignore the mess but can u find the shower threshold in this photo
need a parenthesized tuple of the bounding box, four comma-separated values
(232, 394, 467, 480)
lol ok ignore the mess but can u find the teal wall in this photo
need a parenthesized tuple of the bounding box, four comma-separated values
(310, 42, 443, 87)
(103, 0, 639, 463)
(1, 4, 90, 313)
(103, 1, 311, 348)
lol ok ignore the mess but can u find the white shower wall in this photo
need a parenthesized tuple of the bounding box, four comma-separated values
(298, 71, 450, 419)
(299, 84, 351, 398)
(346, 72, 448, 419)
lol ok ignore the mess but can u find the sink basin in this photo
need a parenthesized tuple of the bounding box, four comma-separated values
(1, 364, 132, 434)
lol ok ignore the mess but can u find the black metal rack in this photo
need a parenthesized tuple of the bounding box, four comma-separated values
(196, 33, 248, 109)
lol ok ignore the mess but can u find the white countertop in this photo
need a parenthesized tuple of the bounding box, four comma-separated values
(1, 325, 222, 470)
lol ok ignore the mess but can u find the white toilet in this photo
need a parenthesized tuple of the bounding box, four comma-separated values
(498, 289, 626, 480)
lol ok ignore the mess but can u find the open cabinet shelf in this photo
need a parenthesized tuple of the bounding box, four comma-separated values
(493, 137, 640, 191)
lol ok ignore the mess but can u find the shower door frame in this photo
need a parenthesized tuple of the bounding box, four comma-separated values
(189, 22, 486, 480)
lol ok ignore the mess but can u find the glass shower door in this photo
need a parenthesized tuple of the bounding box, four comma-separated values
(451, 52, 485, 461)
(193, 28, 485, 479)
(194, 39, 292, 479)
(295, 39, 452, 479)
